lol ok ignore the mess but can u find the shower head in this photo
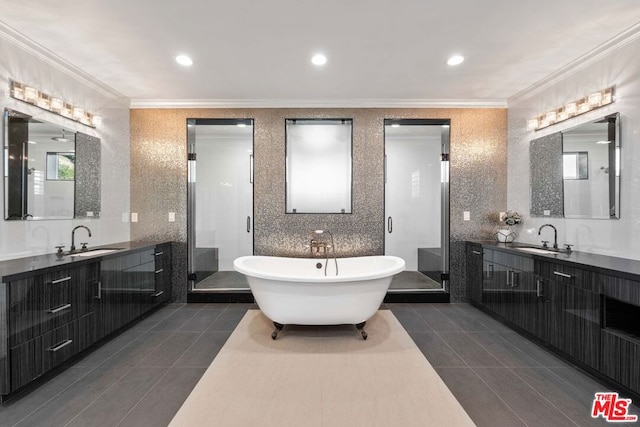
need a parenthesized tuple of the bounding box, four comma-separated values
(52, 129, 72, 142)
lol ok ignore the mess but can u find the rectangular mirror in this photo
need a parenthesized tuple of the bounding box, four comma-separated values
(530, 112, 620, 219)
(285, 119, 352, 214)
(3, 109, 101, 220)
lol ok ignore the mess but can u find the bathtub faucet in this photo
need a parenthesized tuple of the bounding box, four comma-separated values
(309, 239, 328, 257)
(310, 230, 339, 276)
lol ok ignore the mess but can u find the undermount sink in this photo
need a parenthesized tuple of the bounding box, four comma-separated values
(69, 248, 123, 257)
(513, 247, 562, 255)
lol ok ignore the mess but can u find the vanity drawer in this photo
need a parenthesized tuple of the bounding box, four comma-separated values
(9, 320, 79, 392)
(8, 264, 98, 346)
(535, 260, 598, 292)
(492, 250, 533, 271)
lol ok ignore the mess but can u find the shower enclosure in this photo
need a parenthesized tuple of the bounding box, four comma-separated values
(384, 119, 450, 292)
(187, 119, 254, 292)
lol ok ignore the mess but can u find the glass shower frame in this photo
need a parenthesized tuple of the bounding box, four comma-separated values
(383, 118, 450, 292)
(187, 118, 254, 293)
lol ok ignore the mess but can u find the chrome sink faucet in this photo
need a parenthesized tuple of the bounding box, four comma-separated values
(538, 224, 558, 250)
(71, 225, 92, 252)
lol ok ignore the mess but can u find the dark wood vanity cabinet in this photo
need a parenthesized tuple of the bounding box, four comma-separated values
(6, 262, 99, 391)
(599, 274, 640, 392)
(535, 260, 600, 369)
(465, 241, 640, 397)
(480, 248, 537, 333)
(465, 243, 483, 303)
(0, 242, 173, 398)
(154, 243, 172, 305)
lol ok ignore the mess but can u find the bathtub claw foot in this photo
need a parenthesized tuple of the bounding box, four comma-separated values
(272, 322, 284, 340)
(355, 322, 367, 340)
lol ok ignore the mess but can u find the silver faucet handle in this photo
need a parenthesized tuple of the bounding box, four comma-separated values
(541, 240, 549, 248)
(564, 244, 573, 251)
(81, 242, 88, 250)
(55, 245, 65, 255)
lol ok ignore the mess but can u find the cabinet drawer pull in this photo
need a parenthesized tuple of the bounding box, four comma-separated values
(47, 303, 72, 314)
(50, 276, 71, 284)
(512, 271, 519, 287)
(47, 339, 73, 352)
(155, 269, 164, 274)
(472, 250, 482, 255)
(553, 271, 572, 279)
(536, 279, 543, 297)
(155, 251, 164, 256)
(95, 281, 102, 299)
(152, 291, 164, 298)
(487, 264, 494, 278)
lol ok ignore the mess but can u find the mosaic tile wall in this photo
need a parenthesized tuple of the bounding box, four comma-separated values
(130, 108, 507, 302)
(530, 132, 564, 217)
(74, 132, 101, 218)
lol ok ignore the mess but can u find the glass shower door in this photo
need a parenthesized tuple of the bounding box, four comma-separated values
(188, 119, 254, 291)
(384, 119, 449, 291)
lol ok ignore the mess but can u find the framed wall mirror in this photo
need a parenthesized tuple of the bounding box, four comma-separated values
(530, 112, 620, 219)
(3, 109, 101, 220)
(285, 118, 353, 214)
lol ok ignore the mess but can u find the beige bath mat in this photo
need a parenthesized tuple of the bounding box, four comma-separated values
(169, 310, 475, 427)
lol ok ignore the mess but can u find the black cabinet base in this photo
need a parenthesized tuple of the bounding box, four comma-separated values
(187, 290, 451, 304)
(384, 291, 450, 303)
(188, 291, 255, 303)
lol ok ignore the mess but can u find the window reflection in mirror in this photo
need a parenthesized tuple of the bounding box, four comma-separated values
(285, 119, 353, 214)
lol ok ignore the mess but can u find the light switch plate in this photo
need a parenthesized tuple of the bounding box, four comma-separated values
(131, 212, 138, 222)
(463, 211, 470, 221)
(168, 212, 175, 222)
(544, 210, 551, 216)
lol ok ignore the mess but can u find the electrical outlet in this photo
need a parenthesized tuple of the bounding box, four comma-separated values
(131, 212, 138, 222)
(463, 211, 470, 221)
(168, 212, 175, 222)
(543, 210, 551, 216)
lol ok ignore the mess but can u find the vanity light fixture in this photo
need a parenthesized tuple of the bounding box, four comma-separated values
(9, 80, 101, 128)
(527, 86, 615, 131)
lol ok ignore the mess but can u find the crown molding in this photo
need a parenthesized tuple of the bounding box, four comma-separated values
(0, 21, 128, 102)
(508, 22, 640, 106)
(130, 98, 507, 109)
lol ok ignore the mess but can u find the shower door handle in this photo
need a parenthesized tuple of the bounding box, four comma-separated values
(387, 216, 393, 233)
(247, 216, 251, 233)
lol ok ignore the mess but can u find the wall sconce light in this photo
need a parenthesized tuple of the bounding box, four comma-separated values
(9, 80, 102, 128)
(526, 87, 615, 131)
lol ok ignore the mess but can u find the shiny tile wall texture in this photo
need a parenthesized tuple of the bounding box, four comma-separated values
(130, 108, 507, 302)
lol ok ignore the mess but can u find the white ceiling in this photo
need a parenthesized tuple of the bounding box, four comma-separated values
(1, 0, 640, 107)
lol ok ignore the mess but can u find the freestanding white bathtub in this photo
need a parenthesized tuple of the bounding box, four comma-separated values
(233, 255, 405, 339)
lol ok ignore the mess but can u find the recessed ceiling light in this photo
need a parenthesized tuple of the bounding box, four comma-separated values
(447, 55, 465, 66)
(311, 54, 327, 66)
(175, 54, 193, 67)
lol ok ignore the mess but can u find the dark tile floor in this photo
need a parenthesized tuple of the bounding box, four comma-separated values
(0, 303, 638, 426)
